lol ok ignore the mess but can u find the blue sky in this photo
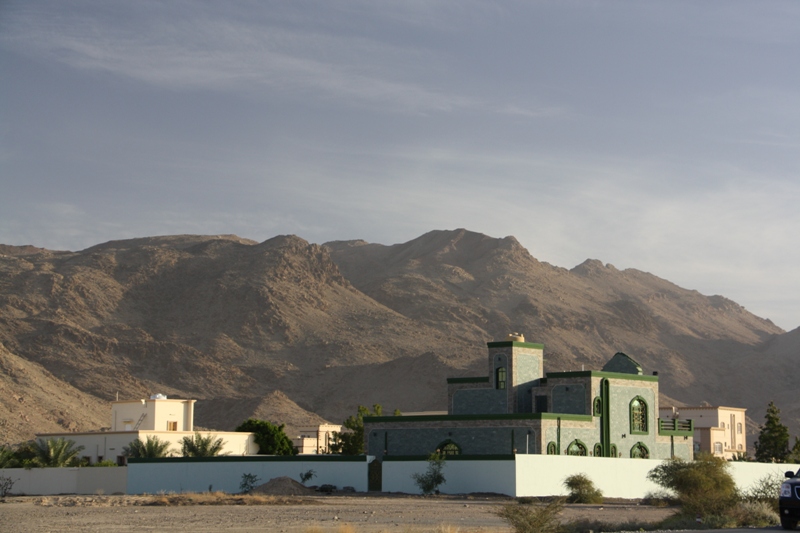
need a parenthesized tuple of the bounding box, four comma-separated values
(2, 1, 798, 330)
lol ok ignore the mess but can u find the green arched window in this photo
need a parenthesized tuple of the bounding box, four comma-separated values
(630, 397, 648, 434)
(593, 397, 602, 416)
(593, 443, 602, 457)
(630, 442, 649, 459)
(566, 440, 587, 456)
(546, 441, 557, 455)
(610, 444, 618, 457)
(437, 439, 461, 456)
(496, 367, 507, 390)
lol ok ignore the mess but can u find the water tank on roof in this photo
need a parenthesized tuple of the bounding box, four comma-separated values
(150, 393, 168, 400)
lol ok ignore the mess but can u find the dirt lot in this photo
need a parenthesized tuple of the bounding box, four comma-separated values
(0, 493, 678, 532)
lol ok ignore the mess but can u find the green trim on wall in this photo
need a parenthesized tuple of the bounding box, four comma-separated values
(364, 413, 593, 424)
(383, 454, 515, 461)
(545, 370, 658, 382)
(128, 455, 367, 464)
(487, 341, 545, 349)
(446, 376, 489, 384)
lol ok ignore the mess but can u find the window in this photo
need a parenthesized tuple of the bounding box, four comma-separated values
(437, 439, 461, 456)
(496, 367, 507, 390)
(738, 444, 743, 450)
(714, 442, 723, 454)
(593, 443, 603, 457)
(593, 397, 602, 416)
(630, 397, 648, 434)
(737, 423, 742, 434)
(630, 442, 649, 459)
(566, 440, 587, 456)
(547, 441, 557, 455)
(167, 421, 178, 431)
(610, 444, 618, 458)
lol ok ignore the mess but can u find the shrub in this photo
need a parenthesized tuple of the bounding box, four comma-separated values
(411, 452, 446, 495)
(496, 498, 565, 533)
(641, 489, 676, 507)
(742, 472, 782, 513)
(0, 475, 17, 498)
(729, 500, 779, 527)
(563, 473, 603, 504)
(647, 453, 738, 517)
(239, 473, 260, 494)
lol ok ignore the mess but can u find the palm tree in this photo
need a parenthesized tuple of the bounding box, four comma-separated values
(123, 435, 173, 458)
(0, 445, 19, 468)
(31, 437, 85, 467)
(180, 433, 227, 457)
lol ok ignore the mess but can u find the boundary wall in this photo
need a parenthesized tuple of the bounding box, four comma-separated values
(0, 467, 127, 495)
(382, 455, 800, 498)
(3, 457, 798, 497)
(126, 456, 368, 494)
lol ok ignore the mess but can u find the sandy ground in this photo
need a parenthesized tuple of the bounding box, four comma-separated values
(0, 494, 678, 533)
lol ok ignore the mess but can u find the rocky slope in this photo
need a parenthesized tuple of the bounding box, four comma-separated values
(0, 229, 796, 446)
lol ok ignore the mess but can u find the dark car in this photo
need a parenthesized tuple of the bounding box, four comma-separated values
(780, 470, 800, 529)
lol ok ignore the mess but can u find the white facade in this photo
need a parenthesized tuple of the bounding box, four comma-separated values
(660, 405, 746, 459)
(36, 395, 257, 464)
(292, 424, 342, 454)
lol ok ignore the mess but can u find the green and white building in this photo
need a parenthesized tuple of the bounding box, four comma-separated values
(364, 334, 694, 460)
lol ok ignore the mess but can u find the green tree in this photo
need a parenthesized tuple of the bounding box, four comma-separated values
(180, 433, 227, 457)
(235, 419, 296, 455)
(331, 404, 383, 455)
(123, 435, 174, 458)
(647, 453, 738, 517)
(754, 401, 790, 463)
(30, 437, 85, 467)
(411, 451, 446, 495)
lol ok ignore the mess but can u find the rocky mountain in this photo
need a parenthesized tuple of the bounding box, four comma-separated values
(0, 229, 797, 446)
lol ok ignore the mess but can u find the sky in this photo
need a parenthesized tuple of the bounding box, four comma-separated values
(1, 1, 798, 331)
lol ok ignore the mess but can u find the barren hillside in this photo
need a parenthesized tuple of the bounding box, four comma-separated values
(0, 229, 796, 446)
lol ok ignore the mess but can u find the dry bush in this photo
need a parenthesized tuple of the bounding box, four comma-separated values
(728, 500, 779, 527)
(641, 490, 676, 507)
(563, 473, 603, 504)
(495, 498, 565, 533)
(563, 518, 657, 533)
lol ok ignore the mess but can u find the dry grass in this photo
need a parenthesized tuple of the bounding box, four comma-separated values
(144, 491, 312, 506)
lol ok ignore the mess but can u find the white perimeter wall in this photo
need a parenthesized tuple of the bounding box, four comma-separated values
(127, 459, 369, 494)
(382, 459, 516, 495)
(382, 457, 800, 498)
(0, 467, 127, 496)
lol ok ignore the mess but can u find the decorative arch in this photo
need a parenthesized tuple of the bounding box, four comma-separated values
(437, 439, 461, 456)
(629, 396, 648, 434)
(593, 397, 602, 416)
(630, 442, 650, 459)
(546, 441, 557, 455)
(593, 443, 603, 457)
(566, 439, 587, 456)
(609, 443, 618, 457)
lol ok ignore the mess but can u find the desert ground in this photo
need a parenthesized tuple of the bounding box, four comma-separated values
(0, 493, 679, 533)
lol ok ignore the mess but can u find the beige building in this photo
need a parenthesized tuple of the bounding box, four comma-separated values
(660, 405, 746, 459)
(292, 424, 342, 454)
(37, 395, 257, 464)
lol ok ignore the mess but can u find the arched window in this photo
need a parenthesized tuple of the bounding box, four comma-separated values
(437, 439, 461, 456)
(630, 442, 649, 459)
(546, 441, 557, 455)
(567, 440, 587, 456)
(630, 397, 648, 434)
(609, 444, 618, 458)
(593, 443, 603, 457)
(737, 423, 743, 434)
(593, 397, 602, 416)
(496, 367, 507, 390)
